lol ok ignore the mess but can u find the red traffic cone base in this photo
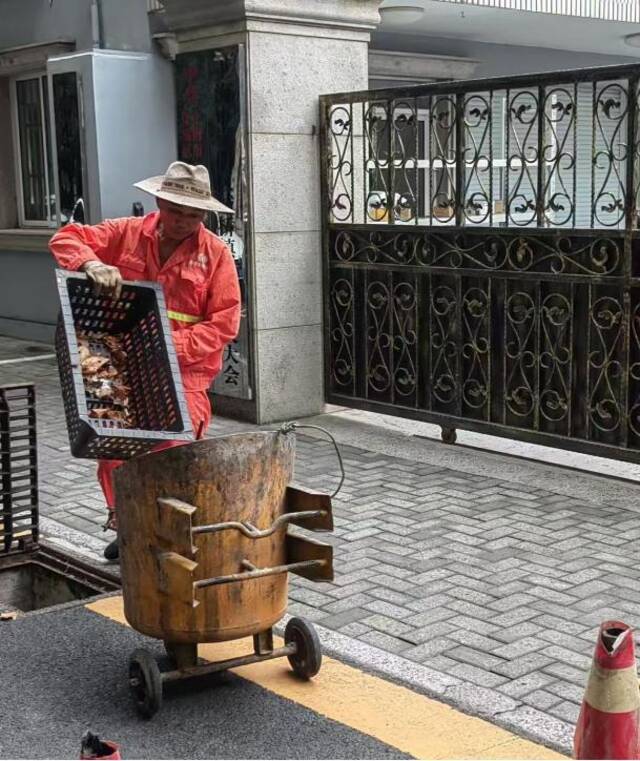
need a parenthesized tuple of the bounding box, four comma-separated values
(80, 731, 121, 760)
(574, 620, 640, 760)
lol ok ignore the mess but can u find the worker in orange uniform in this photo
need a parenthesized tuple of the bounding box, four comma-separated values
(49, 162, 241, 561)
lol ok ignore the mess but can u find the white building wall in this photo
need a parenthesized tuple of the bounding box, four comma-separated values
(92, 51, 176, 220)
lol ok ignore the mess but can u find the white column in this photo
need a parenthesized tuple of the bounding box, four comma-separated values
(167, 0, 381, 422)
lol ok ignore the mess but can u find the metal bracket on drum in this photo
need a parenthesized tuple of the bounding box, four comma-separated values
(155, 488, 335, 606)
(283, 486, 334, 531)
(157, 551, 199, 608)
(157, 498, 198, 558)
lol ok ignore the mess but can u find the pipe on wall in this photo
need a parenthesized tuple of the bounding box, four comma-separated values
(91, 0, 104, 49)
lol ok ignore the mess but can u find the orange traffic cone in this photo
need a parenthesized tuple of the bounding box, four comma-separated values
(574, 620, 640, 759)
(80, 731, 121, 760)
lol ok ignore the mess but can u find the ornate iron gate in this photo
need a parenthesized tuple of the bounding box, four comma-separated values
(320, 63, 640, 461)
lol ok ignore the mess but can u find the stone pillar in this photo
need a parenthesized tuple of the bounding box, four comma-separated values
(162, 0, 381, 423)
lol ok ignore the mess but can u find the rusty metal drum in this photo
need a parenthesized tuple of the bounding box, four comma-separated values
(113, 431, 296, 644)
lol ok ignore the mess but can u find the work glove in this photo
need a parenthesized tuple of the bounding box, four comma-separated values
(82, 260, 123, 300)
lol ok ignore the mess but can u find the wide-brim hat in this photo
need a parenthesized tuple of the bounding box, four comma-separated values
(134, 161, 234, 214)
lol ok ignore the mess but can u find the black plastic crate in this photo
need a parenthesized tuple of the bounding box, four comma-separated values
(0, 384, 38, 554)
(55, 269, 193, 460)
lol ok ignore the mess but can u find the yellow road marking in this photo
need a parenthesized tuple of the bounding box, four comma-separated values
(87, 596, 566, 760)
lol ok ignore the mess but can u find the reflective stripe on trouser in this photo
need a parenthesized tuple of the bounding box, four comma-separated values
(97, 390, 211, 509)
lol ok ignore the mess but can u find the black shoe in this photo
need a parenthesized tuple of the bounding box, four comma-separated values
(104, 537, 119, 561)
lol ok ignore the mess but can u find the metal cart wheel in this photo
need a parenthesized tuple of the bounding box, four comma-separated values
(285, 617, 322, 679)
(129, 648, 163, 718)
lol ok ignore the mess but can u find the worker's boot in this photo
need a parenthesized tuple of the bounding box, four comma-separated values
(102, 507, 119, 562)
(103, 537, 119, 561)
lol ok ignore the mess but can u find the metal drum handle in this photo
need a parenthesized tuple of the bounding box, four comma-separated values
(194, 558, 327, 589)
(192, 510, 328, 540)
(278, 422, 345, 498)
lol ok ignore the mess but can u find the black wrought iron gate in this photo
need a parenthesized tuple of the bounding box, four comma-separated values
(320, 63, 640, 462)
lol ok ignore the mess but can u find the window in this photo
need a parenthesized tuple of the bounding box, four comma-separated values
(365, 102, 458, 225)
(52, 72, 84, 224)
(13, 75, 53, 226)
(363, 94, 562, 227)
(11, 71, 84, 228)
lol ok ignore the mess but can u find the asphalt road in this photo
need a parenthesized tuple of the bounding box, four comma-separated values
(0, 604, 408, 760)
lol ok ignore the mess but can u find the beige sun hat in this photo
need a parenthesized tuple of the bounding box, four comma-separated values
(134, 161, 234, 214)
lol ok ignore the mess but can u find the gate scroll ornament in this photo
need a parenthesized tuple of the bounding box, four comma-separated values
(321, 63, 640, 462)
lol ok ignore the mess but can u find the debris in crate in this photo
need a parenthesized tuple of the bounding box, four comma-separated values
(77, 331, 133, 427)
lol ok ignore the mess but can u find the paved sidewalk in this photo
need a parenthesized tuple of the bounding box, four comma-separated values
(3, 335, 640, 756)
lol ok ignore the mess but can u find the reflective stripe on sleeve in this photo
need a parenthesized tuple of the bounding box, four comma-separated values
(167, 310, 203, 324)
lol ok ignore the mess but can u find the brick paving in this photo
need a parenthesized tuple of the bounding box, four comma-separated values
(3, 335, 640, 753)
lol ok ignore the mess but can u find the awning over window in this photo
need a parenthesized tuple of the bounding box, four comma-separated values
(0, 41, 74, 77)
(429, 0, 640, 23)
(369, 49, 479, 84)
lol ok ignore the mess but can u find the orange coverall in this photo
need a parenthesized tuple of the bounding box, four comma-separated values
(49, 211, 241, 507)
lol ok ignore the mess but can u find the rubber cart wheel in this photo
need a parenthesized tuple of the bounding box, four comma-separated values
(441, 426, 457, 445)
(129, 648, 163, 718)
(285, 617, 322, 679)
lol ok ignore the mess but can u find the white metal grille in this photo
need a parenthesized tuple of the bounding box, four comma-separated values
(431, 0, 640, 22)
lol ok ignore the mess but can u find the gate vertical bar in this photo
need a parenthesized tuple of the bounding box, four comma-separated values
(428, 94, 433, 225)
(456, 275, 463, 418)
(362, 101, 368, 224)
(455, 92, 464, 227)
(320, 97, 332, 408)
(505, 87, 511, 228)
(489, 89, 494, 228)
(590, 80, 597, 228)
(534, 280, 541, 432)
(586, 282, 593, 441)
(622, 73, 639, 447)
(536, 84, 545, 227)
(572, 81, 577, 229)
(388, 98, 395, 226)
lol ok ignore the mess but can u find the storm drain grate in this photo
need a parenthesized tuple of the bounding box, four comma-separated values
(1, 384, 38, 554)
(0, 382, 120, 613)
